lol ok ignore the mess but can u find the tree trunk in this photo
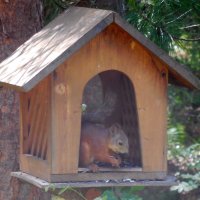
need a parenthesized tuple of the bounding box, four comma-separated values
(78, 0, 126, 15)
(95, 0, 126, 15)
(0, 0, 50, 199)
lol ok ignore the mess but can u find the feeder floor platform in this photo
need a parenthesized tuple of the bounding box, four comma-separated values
(11, 172, 177, 189)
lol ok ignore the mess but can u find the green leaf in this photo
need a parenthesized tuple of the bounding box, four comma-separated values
(58, 186, 70, 195)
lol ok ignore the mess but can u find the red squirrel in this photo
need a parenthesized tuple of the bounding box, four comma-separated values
(79, 123, 129, 172)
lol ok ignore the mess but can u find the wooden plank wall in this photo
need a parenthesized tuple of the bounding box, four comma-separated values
(51, 64, 81, 174)
(51, 23, 168, 174)
(20, 77, 51, 160)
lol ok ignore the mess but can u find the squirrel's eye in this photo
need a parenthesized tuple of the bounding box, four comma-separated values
(119, 142, 123, 146)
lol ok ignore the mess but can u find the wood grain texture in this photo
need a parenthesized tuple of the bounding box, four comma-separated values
(15, 8, 198, 182)
(0, 7, 114, 91)
(114, 14, 200, 89)
(50, 171, 167, 182)
(78, 167, 142, 172)
(49, 24, 168, 177)
(19, 22, 169, 182)
(11, 172, 177, 188)
(19, 77, 51, 181)
(51, 61, 83, 174)
(20, 155, 51, 182)
(20, 77, 51, 160)
(0, 7, 199, 91)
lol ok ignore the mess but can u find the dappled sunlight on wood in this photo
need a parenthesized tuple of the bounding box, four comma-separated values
(0, 7, 199, 92)
(0, 7, 113, 91)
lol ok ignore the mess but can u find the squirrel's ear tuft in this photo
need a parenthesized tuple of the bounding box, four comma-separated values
(114, 123, 121, 129)
(108, 123, 121, 135)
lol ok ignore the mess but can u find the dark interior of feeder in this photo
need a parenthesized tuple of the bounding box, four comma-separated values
(79, 70, 142, 170)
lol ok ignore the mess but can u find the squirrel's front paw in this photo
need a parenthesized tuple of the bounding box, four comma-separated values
(109, 156, 121, 167)
(89, 163, 99, 172)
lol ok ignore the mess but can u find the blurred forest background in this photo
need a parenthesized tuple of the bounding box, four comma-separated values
(0, 0, 199, 199)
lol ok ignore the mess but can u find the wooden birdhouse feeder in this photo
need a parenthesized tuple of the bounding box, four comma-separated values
(0, 7, 199, 187)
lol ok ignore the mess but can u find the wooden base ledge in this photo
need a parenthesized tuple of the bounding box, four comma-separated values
(11, 172, 177, 188)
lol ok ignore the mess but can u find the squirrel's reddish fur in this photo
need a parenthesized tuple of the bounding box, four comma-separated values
(79, 123, 129, 172)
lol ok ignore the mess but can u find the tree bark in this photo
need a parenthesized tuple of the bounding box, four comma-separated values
(95, 0, 126, 16)
(78, 0, 126, 15)
(0, 0, 50, 199)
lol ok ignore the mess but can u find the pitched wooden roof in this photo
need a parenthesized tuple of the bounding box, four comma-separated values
(0, 6, 199, 91)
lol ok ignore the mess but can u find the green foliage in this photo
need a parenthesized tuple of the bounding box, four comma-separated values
(57, 186, 87, 199)
(168, 125, 200, 194)
(168, 139, 200, 171)
(167, 124, 186, 152)
(45, 183, 56, 192)
(43, 0, 62, 24)
(81, 103, 87, 113)
(45, 184, 87, 200)
(171, 172, 200, 193)
(52, 195, 65, 200)
(168, 97, 200, 194)
(126, 0, 200, 53)
(95, 187, 144, 200)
